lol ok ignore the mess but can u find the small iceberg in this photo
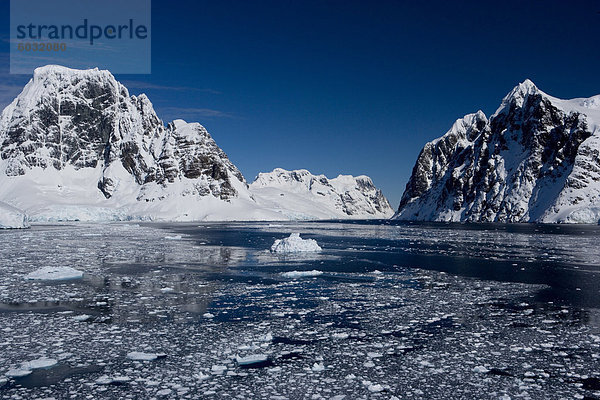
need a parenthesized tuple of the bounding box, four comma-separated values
(270, 233, 322, 253)
(281, 270, 323, 278)
(25, 266, 84, 281)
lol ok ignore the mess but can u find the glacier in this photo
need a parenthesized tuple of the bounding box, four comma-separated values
(395, 79, 600, 224)
(0, 201, 29, 229)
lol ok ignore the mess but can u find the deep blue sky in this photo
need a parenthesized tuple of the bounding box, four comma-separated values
(1, 0, 600, 207)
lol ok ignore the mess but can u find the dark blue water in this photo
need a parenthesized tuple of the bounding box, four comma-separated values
(160, 220, 600, 307)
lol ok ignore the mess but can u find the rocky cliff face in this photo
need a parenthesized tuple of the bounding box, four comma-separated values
(250, 168, 394, 219)
(0, 65, 245, 202)
(395, 80, 600, 223)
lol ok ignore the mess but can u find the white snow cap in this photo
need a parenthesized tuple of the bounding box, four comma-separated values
(271, 233, 322, 253)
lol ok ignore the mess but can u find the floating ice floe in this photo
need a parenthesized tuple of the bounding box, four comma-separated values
(211, 365, 227, 374)
(95, 375, 131, 385)
(127, 352, 165, 361)
(332, 332, 349, 340)
(235, 354, 269, 366)
(5, 357, 58, 378)
(25, 266, 83, 281)
(21, 357, 58, 370)
(270, 233, 322, 253)
(281, 270, 323, 278)
(164, 235, 182, 240)
(5, 368, 32, 378)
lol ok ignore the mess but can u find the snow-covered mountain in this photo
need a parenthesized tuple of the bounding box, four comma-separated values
(0, 65, 390, 222)
(0, 65, 281, 221)
(250, 168, 394, 219)
(395, 79, 600, 223)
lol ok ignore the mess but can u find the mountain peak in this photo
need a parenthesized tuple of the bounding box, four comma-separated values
(518, 78, 537, 91)
(492, 79, 546, 116)
(504, 79, 541, 100)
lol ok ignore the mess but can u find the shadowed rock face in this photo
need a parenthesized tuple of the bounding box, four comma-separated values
(396, 80, 600, 223)
(0, 66, 245, 200)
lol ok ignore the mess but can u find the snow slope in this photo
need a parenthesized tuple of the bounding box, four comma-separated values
(250, 168, 394, 220)
(395, 80, 600, 224)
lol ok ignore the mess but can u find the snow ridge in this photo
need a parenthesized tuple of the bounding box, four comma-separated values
(250, 168, 394, 220)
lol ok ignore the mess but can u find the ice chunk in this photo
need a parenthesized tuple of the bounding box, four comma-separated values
(211, 365, 227, 374)
(112, 376, 131, 383)
(311, 362, 325, 372)
(25, 266, 83, 281)
(368, 384, 384, 393)
(5, 357, 58, 379)
(22, 357, 57, 370)
(5, 368, 32, 378)
(95, 375, 114, 385)
(473, 365, 490, 373)
(164, 235, 182, 240)
(127, 352, 164, 361)
(235, 354, 269, 366)
(281, 270, 323, 278)
(270, 233, 322, 253)
(332, 333, 349, 339)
